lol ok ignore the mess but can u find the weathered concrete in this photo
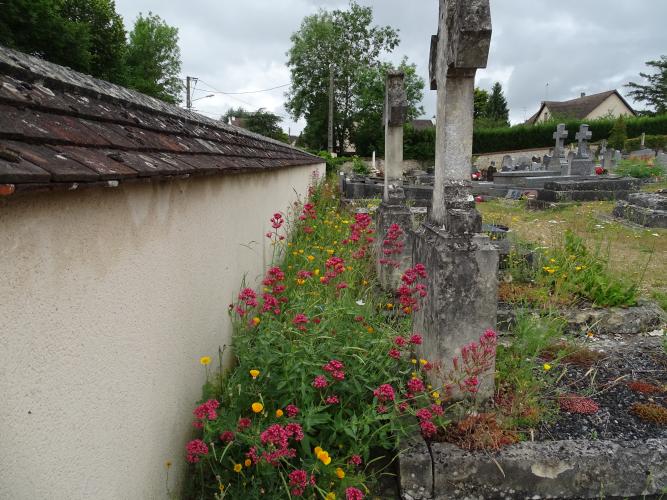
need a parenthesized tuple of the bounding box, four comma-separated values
(384, 71, 408, 200)
(613, 191, 667, 228)
(539, 177, 641, 202)
(429, 439, 667, 499)
(399, 429, 434, 500)
(413, 225, 498, 399)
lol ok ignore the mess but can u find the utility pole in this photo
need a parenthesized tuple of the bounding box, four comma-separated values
(186, 76, 198, 110)
(328, 65, 334, 154)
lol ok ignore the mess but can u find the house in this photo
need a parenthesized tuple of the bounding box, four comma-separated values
(410, 118, 435, 130)
(0, 45, 323, 498)
(525, 90, 636, 125)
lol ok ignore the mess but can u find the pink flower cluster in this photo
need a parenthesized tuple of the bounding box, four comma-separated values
(388, 334, 423, 360)
(312, 359, 345, 389)
(258, 422, 304, 466)
(293, 313, 309, 331)
(285, 404, 300, 418)
(193, 399, 219, 428)
(320, 256, 346, 285)
(346, 487, 364, 500)
(348, 454, 362, 466)
(343, 213, 375, 259)
(397, 264, 428, 314)
(219, 431, 235, 443)
(185, 439, 209, 463)
(373, 384, 395, 402)
(236, 288, 258, 317)
(299, 202, 317, 221)
(449, 329, 497, 396)
(270, 212, 284, 229)
(288, 469, 316, 497)
(415, 404, 444, 439)
(379, 223, 405, 268)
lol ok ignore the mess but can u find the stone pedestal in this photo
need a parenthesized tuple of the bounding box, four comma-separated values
(375, 200, 414, 291)
(569, 157, 594, 176)
(413, 222, 498, 400)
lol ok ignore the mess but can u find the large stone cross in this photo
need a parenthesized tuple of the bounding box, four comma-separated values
(575, 124, 592, 158)
(428, 0, 492, 230)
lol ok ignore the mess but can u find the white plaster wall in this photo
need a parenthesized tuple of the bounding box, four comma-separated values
(0, 163, 325, 500)
(587, 93, 634, 120)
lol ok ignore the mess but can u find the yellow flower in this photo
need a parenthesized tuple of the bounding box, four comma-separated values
(362, 280, 368, 286)
(335, 467, 345, 479)
(219, 483, 225, 492)
(346, 266, 353, 271)
(292, 251, 298, 256)
(249, 369, 260, 379)
(233, 463, 242, 473)
(276, 409, 284, 417)
(297, 279, 306, 286)
(252, 317, 261, 326)
(244, 459, 252, 467)
(419, 359, 428, 366)
(321, 455, 332, 465)
(314, 446, 323, 455)
(165, 460, 172, 469)
(366, 326, 374, 333)
(325, 493, 336, 500)
(199, 356, 211, 366)
(431, 391, 440, 399)
(411, 359, 417, 365)
(549, 258, 556, 263)
(315, 448, 332, 465)
(543, 363, 552, 371)
(327, 249, 335, 255)
(313, 269, 320, 276)
(386, 303, 394, 310)
(586, 331, 595, 338)
(288, 242, 293, 247)
(298, 249, 304, 254)
(307, 255, 315, 262)
(320, 277, 327, 284)
(575, 266, 583, 272)
(251, 402, 264, 413)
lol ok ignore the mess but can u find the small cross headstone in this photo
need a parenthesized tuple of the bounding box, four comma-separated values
(575, 124, 593, 159)
(383, 71, 408, 201)
(552, 123, 569, 166)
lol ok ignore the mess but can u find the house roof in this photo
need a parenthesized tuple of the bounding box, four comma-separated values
(410, 119, 434, 131)
(0, 45, 320, 197)
(525, 90, 636, 125)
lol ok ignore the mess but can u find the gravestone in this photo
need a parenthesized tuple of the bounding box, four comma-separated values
(376, 71, 413, 291)
(415, 0, 497, 399)
(552, 123, 569, 172)
(542, 154, 552, 168)
(516, 156, 531, 170)
(501, 154, 513, 171)
(568, 124, 595, 176)
(630, 148, 656, 160)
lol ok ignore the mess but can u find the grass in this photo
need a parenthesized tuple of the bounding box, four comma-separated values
(478, 193, 666, 302)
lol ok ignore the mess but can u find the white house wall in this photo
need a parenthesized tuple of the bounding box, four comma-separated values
(587, 93, 634, 120)
(0, 162, 325, 500)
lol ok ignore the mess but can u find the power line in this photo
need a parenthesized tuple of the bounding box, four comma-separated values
(197, 80, 290, 95)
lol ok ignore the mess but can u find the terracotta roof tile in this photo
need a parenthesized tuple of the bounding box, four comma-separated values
(0, 45, 320, 195)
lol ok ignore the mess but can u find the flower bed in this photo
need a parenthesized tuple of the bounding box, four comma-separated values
(182, 178, 496, 499)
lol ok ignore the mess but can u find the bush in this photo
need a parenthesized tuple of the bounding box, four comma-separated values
(351, 155, 370, 176)
(404, 124, 436, 164)
(317, 151, 347, 175)
(608, 115, 628, 151)
(614, 159, 666, 178)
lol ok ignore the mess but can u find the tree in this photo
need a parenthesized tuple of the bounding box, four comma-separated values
(483, 82, 510, 127)
(352, 58, 425, 156)
(59, 0, 126, 83)
(124, 12, 182, 104)
(222, 107, 288, 143)
(608, 115, 628, 151)
(286, 2, 400, 154)
(626, 55, 667, 114)
(474, 88, 489, 119)
(0, 0, 93, 74)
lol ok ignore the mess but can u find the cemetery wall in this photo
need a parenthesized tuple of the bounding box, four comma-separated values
(0, 162, 325, 499)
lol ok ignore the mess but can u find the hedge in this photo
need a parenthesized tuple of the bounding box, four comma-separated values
(402, 114, 667, 160)
(624, 134, 667, 152)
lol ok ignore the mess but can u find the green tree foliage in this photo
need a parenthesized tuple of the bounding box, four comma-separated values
(482, 82, 510, 127)
(626, 55, 667, 114)
(353, 58, 425, 156)
(474, 87, 489, 119)
(0, 0, 92, 73)
(608, 115, 628, 151)
(286, 1, 400, 154)
(58, 0, 126, 83)
(222, 107, 288, 143)
(125, 13, 183, 104)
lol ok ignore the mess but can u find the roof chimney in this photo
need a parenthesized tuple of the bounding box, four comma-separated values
(580, 92, 586, 98)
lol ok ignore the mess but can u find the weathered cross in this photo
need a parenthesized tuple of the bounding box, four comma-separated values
(552, 123, 569, 161)
(575, 124, 592, 158)
(428, 0, 492, 230)
(383, 71, 408, 201)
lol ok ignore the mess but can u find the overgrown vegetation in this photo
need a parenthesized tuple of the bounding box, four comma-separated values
(614, 158, 666, 179)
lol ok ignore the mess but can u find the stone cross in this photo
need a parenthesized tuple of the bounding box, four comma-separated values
(415, 0, 497, 401)
(552, 123, 569, 163)
(575, 124, 592, 158)
(383, 71, 408, 201)
(599, 139, 607, 155)
(428, 0, 492, 231)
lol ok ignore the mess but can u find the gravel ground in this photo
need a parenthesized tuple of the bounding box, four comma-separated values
(538, 334, 667, 441)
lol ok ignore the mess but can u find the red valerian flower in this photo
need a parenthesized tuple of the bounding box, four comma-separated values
(288, 469, 309, 496)
(373, 384, 395, 402)
(185, 439, 208, 463)
(348, 454, 362, 466)
(270, 212, 284, 229)
(285, 404, 299, 418)
(388, 348, 401, 359)
(346, 486, 365, 500)
(416, 408, 433, 421)
(325, 395, 340, 405)
(237, 418, 252, 430)
(219, 431, 235, 443)
(407, 378, 425, 393)
(419, 420, 438, 438)
(312, 375, 329, 389)
(394, 336, 407, 347)
(410, 334, 423, 345)
(193, 399, 219, 421)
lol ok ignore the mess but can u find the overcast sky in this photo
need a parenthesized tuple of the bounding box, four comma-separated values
(115, 0, 667, 133)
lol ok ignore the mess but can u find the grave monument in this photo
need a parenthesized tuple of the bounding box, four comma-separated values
(414, 0, 498, 399)
(567, 124, 595, 176)
(375, 71, 413, 290)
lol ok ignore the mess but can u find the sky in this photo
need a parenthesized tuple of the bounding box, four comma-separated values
(114, 0, 667, 133)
